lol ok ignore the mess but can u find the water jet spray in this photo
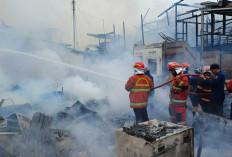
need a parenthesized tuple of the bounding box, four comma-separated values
(0, 48, 127, 83)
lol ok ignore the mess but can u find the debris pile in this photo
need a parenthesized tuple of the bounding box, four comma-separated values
(0, 100, 130, 156)
(0, 103, 32, 117)
(0, 111, 74, 157)
(123, 123, 183, 142)
(193, 111, 232, 138)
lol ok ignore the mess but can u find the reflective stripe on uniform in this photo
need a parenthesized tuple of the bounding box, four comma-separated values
(131, 89, 150, 92)
(178, 81, 183, 87)
(201, 98, 210, 102)
(171, 99, 187, 103)
(130, 102, 148, 106)
(177, 121, 187, 125)
(170, 115, 176, 119)
(172, 86, 183, 90)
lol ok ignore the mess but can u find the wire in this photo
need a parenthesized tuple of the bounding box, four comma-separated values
(76, 6, 114, 25)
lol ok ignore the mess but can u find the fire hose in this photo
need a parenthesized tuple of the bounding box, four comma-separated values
(152, 74, 200, 90)
(151, 74, 228, 95)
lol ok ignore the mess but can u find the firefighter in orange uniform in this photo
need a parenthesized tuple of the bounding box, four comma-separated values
(125, 62, 154, 123)
(168, 62, 189, 126)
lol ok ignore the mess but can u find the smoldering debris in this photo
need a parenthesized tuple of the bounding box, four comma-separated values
(123, 122, 183, 142)
(52, 100, 131, 156)
(55, 100, 99, 123)
(0, 145, 15, 157)
(1, 113, 31, 133)
(0, 103, 33, 117)
(193, 111, 232, 156)
(23, 112, 53, 157)
(223, 99, 232, 120)
(54, 100, 128, 128)
(0, 99, 131, 157)
(193, 111, 232, 137)
(0, 111, 74, 157)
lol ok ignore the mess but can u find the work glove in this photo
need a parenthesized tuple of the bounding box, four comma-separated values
(193, 106, 199, 112)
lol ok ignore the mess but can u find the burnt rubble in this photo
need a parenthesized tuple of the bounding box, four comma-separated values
(0, 111, 74, 157)
(0, 99, 139, 156)
(54, 100, 128, 129)
(0, 103, 32, 117)
(193, 111, 232, 138)
(123, 123, 183, 142)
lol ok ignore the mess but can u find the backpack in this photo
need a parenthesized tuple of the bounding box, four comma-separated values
(226, 79, 232, 93)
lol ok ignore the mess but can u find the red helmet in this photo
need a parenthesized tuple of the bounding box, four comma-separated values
(182, 62, 190, 69)
(134, 62, 145, 69)
(168, 62, 180, 70)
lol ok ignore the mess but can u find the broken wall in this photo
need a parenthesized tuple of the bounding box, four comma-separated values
(165, 41, 200, 70)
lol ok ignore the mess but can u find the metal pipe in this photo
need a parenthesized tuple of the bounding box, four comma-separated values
(123, 21, 126, 47)
(141, 14, 145, 45)
(223, 15, 226, 35)
(182, 22, 185, 40)
(175, 5, 178, 41)
(186, 22, 188, 42)
(113, 24, 115, 42)
(196, 16, 198, 47)
(72, 0, 77, 48)
(201, 11, 204, 64)
(211, 13, 215, 46)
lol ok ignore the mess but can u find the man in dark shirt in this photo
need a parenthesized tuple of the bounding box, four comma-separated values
(201, 64, 225, 117)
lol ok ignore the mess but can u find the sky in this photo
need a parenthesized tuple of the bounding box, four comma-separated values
(0, 0, 217, 50)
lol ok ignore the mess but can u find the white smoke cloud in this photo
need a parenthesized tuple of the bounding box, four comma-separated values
(0, 0, 215, 50)
(61, 75, 104, 100)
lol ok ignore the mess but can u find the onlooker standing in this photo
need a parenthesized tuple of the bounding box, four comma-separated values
(201, 64, 225, 117)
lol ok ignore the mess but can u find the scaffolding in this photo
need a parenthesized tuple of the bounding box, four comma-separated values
(157, 1, 232, 55)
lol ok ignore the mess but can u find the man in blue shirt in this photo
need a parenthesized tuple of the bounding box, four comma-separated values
(201, 64, 225, 117)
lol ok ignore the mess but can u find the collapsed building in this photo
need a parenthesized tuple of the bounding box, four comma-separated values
(0, 103, 74, 157)
(137, 0, 232, 79)
(0, 96, 134, 157)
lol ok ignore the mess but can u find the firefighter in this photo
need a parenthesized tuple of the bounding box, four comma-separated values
(168, 62, 189, 126)
(182, 62, 190, 75)
(168, 62, 178, 85)
(168, 62, 178, 101)
(189, 66, 202, 116)
(196, 66, 212, 113)
(125, 62, 154, 123)
(226, 78, 232, 93)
